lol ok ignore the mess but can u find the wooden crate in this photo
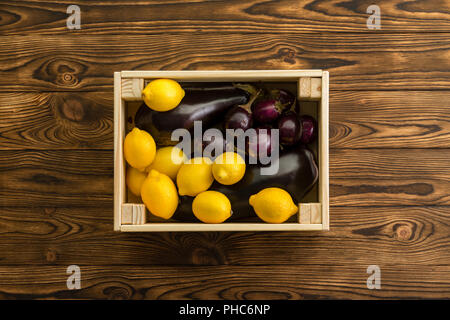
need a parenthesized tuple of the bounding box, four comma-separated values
(114, 70, 329, 232)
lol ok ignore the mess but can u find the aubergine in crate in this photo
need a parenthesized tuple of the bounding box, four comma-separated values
(134, 83, 255, 146)
(173, 146, 318, 222)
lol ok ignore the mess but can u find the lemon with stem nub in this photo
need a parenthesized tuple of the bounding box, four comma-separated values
(141, 170, 179, 220)
(142, 79, 185, 112)
(212, 152, 246, 185)
(176, 157, 213, 196)
(193, 191, 232, 223)
(249, 188, 298, 223)
(124, 127, 156, 171)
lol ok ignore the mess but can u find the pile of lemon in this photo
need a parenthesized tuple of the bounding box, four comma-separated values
(123, 79, 298, 224)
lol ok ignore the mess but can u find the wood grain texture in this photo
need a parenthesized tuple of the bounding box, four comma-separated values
(0, 92, 113, 149)
(0, 150, 113, 207)
(330, 148, 450, 206)
(1, 0, 449, 35)
(1, 149, 448, 207)
(0, 264, 449, 299)
(0, 33, 449, 91)
(1, 0, 449, 298)
(1, 90, 448, 150)
(330, 91, 450, 148)
(0, 206, 449, 266)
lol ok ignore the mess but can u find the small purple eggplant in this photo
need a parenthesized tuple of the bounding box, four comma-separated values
(299, 115, 317, 144)
(252, 89, 295, 124)
(269, 89, 295, 107)
(225, 106, 253, 131)
(251, 99, 282, 124)
(278, 111, 302, 146)
(224, 88, 262, 131)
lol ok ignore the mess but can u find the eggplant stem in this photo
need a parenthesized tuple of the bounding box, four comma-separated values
(288, 98, 297, 112)
(234, 83, 258, 96)
(238, 88, 262, 113)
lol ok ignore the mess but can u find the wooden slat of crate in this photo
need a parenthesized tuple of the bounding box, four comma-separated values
(121, 223, 323, 232)
(121, 70, 323, 80)
(114, 72, 125, 231)
(320, 71, 330, 230)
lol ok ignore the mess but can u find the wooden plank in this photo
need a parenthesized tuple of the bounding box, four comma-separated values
(0, 206, 449, 266)
(320, 71, 329, 229)
(0, 33, 449, 91)
(330, 148, 450, 206)
(122, 70, 323, 80)
(114, 72, 124, 231)
(0, 92, 113, 150)
(0, 264, 449, 299)
(0, 148, 448, 207)
(1, 0, 449, 35)
(330, 90, 450, 149)
(121, 223, 322, 232)
(1, 90, 448, 150)
(0, 150, 113, 207)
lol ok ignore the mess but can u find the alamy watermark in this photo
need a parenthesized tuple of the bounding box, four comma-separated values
(66, 265, 81, 290)
(367, 265, 381, 289)
(67, 5, 81, 30)
(367, 5, 381, 30)
(172, 121, 280, 175)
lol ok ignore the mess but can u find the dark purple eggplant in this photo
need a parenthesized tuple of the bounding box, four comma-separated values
(251, 99, 283, 124)
(134, 83, 254, 145)
(172, 146, 318, 222)
(224, 89, 262, 131)
(269, 89, 295, 107)
(224, 107, 253, 131)
(278, 111, 302, 146)
(251, 89, 295, 124)
(299, 115, 317, 144)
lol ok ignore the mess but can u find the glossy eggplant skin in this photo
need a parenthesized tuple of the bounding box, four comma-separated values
(173, 146, 318, 222)
(134, 83, 250, 146)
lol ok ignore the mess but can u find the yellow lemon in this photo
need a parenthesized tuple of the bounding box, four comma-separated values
(249, 188, 298, 223)
(146, 146, 187, 180)
(176, 157, 213, 196)
(124, 127, 156, 171)
(126, 166, 147, 197)
(192, 191, 232, 223)
(212, 152, 246, 185)
(142, 79, 185, 112)
(141, 170, 179, 219)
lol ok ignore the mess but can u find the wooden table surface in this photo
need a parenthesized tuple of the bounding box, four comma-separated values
(0, 0, 449, 299)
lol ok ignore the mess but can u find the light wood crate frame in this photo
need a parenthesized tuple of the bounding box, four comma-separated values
(114, 70, 329, 232)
